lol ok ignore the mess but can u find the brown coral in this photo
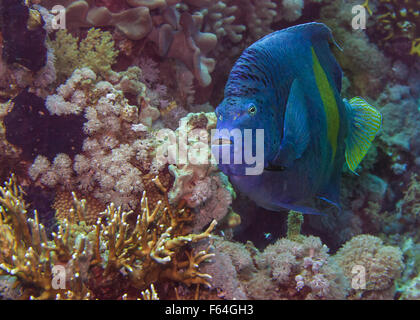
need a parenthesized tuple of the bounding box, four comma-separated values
(0, 174, 217, 299)
(53, 190, 105, 225)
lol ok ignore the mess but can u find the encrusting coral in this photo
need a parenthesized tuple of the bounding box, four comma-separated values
(0, 174, 217, 299)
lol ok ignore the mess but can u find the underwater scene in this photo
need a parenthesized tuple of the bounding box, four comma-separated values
(0, 0, 419, 300)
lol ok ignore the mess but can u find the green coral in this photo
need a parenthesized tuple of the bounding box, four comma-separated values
(50, 28, 118, 83)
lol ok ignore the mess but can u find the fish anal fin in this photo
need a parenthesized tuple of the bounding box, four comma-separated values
(317, 192, 341, 210)
(317, 156, 342, 210)
(272, 79, 310, 168)
(344, 97, 382, 173)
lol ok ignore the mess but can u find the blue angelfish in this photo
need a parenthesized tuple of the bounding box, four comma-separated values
(211, 22, 382, 214)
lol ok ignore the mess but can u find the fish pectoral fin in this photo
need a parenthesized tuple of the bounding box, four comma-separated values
(272, 79, 310, 167)
(344, 97, 382, 173)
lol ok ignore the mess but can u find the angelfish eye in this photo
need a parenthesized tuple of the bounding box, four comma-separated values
(248, 104, 257, 116)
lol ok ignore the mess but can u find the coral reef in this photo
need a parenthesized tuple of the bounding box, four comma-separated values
(201, 220, 405, 300)
(366, 0, 420, 59)
(0, 174, 216, 299)
(37, 0, 332, 88)
(201, 233, 349, 300)
(0, 0, 47, 72)
(50, 28, 118, 83)
(165, 112, 235, 231)
(0, 0, 418, 301)
(318, 0, 391, 98)
(29, 66, 160, 209)
(335, 234, 403, 299)
(4, 89, 86, 161)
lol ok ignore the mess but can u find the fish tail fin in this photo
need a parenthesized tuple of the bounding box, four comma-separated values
(344, 97, 382, 173)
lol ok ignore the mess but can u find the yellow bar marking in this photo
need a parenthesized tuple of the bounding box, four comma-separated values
(311, 47, 340, 162)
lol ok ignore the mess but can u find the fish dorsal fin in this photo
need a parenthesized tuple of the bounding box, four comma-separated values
(271, 79, 310, 168)
(344, 97, 382, 173)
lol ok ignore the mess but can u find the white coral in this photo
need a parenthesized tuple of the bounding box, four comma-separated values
(29, 155, 51, 181)
(280, 0, 304, 22)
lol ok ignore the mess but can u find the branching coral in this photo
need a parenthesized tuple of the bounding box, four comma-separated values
(200, 1, 246, 48)
(94, 194, 216, 290)
(0, 175, 93, 299)
(0, 174, 217, 299)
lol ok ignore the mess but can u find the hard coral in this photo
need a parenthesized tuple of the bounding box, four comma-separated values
(53, 190, 105, 225)
(0, 174, 217, 299)
(150, 11, 217, 87)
